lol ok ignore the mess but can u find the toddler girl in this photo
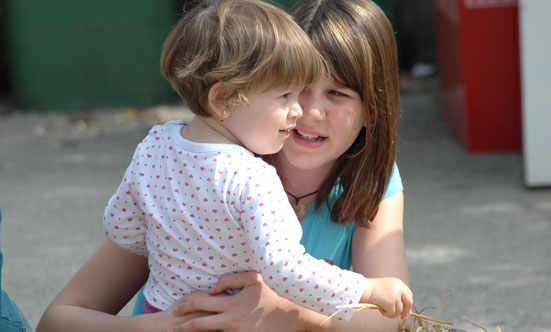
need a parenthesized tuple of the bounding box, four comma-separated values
(103, 0, 412, 320)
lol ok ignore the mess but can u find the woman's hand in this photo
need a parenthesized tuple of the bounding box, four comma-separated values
(138, 302, 216, 332)
(168, 271, 304, 332)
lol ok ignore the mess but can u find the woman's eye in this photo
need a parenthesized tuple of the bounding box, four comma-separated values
(329, 90, 348, 97)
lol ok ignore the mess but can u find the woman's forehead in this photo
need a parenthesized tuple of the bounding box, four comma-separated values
(324, 74, 360, 95)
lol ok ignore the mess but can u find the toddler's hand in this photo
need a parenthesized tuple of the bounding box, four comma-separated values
(367, 277, 413, 320)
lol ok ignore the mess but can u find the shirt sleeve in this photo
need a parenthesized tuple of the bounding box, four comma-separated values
(383, 162, 403, 199)
(103, 147, 148, 256)
(236, 163, 365, 319)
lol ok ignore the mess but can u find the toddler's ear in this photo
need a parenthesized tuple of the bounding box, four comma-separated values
(207, 82, 233, 118)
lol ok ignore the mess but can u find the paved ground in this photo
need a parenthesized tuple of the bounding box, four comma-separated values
(0, 80, 549, 331)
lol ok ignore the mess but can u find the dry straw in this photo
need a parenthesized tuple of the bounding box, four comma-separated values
(324, 293, 502, 332)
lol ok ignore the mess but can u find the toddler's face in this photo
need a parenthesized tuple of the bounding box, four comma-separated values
(222, 85, 304, 155)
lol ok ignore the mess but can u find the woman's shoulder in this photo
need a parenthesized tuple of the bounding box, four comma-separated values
(383, 163, 403, 199)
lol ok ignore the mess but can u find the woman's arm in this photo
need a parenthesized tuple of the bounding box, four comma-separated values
(302, 191, 410, 332)
(36, 240, 209, 332)
(169, 192, 409, 332)
(168, 272, 308, 332)
(169, 274, 407, 332)
(352, 191, 409, 283)
(349, 191, 410, 331)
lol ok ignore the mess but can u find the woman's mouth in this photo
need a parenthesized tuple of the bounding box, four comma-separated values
(294, 129, 324, 142)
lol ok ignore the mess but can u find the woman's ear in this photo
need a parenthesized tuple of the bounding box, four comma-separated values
(207, 82, 231, 120)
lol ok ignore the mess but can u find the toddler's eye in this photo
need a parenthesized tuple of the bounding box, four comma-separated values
(280, 92, 291, 99)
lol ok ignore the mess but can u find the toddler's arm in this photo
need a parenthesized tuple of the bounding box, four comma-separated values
(236, 171, 413, 319)
(103, 153, 147, 256)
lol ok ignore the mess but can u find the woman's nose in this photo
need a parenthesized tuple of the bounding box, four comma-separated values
(299, 90, 324, 120)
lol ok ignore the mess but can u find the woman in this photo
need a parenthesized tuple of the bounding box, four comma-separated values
(36, 0, 409, 331)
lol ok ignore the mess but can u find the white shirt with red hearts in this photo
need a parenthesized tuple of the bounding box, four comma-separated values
(103, 121, 363, 318)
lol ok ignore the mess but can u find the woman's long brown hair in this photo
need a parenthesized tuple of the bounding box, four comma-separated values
(284, 0, 400, 227)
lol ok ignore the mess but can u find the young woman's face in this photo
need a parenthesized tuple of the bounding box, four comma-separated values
(223, 85, 303, 155)
(279, 75, 366, 172)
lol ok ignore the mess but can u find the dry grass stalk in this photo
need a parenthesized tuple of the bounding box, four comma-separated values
(323, 302, 455, 330)
(462, 316, 489, 332)
(322, 303, 380, 323)
(462, 316, 502, 332)
(323, 293, 502, 332)
(399, 293, 455, 331)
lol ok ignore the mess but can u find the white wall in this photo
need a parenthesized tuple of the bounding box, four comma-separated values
(519, 0, 551, 187)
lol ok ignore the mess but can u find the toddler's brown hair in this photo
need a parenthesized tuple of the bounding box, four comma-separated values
(161, 0, 324, 116)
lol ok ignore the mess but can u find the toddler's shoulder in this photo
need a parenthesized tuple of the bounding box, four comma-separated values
(147, 120, 185, 137)
(218, 153, 278, 186)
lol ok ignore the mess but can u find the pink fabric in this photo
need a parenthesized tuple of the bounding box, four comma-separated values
(143, 299, 161, 313)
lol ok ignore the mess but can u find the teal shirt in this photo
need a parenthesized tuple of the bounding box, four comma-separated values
(299, 164, 403, 269)
(132, 164, 403, 315)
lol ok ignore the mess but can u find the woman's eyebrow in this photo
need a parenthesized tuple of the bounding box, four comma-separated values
(331, 81, 349, 89)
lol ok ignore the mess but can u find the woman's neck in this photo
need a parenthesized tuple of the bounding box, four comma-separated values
(277, 154, 334, 205)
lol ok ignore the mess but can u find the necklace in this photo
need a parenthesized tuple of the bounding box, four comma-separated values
(284, 189, 318, 221)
